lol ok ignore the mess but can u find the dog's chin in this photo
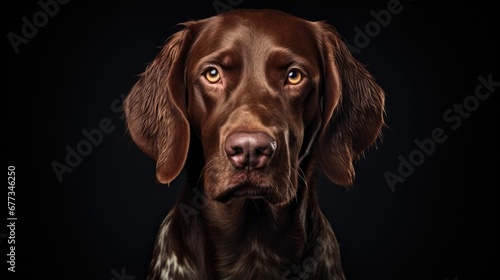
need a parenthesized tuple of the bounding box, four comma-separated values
(206, 168, 298, 206)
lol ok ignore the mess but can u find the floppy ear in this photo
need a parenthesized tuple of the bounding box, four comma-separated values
(316, 22, 385, 186)
(124, 25, 192, 184)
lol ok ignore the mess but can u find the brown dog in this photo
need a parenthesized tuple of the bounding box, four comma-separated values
(124, 8, 385, 280)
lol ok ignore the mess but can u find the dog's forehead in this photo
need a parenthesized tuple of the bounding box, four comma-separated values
(188, 9, 320, 58)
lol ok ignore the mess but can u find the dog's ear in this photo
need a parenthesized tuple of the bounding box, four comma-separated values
(124, 24, 193, 184)
(315, 22, 385, 186)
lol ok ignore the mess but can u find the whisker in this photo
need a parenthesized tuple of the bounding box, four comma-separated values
(196, 157, 219, 195)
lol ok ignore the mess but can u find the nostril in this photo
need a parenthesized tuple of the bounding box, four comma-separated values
(225, 132, 276, 170)
(226, 146, 244, 157)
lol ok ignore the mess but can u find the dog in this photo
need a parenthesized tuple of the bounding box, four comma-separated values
(124, 8, 385, 280)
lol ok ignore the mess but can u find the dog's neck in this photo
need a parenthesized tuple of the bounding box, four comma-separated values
(199, 189, 309, 278)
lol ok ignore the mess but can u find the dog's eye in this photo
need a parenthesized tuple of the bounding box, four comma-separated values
(286, 69, 302, 85)
(205, 68, 221, 83)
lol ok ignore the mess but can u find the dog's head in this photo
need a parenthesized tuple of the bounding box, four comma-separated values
(124, 9, 385, 205)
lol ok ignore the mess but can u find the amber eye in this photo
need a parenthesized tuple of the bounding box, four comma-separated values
(205, 68, 221, 83)
(286, 69, 302, 85)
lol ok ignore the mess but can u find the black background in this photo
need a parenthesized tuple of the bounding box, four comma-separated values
(4, 0, 498, 279)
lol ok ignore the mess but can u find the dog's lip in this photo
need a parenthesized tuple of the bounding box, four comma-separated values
(232, 184, 269, 199)
(215, 182, 273, 203)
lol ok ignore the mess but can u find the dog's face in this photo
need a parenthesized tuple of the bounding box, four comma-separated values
(124, 9, 385, 206)
(185, 10, 324, 204)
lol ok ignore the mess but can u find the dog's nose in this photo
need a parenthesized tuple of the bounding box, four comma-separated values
(225, 132, 276, 170)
